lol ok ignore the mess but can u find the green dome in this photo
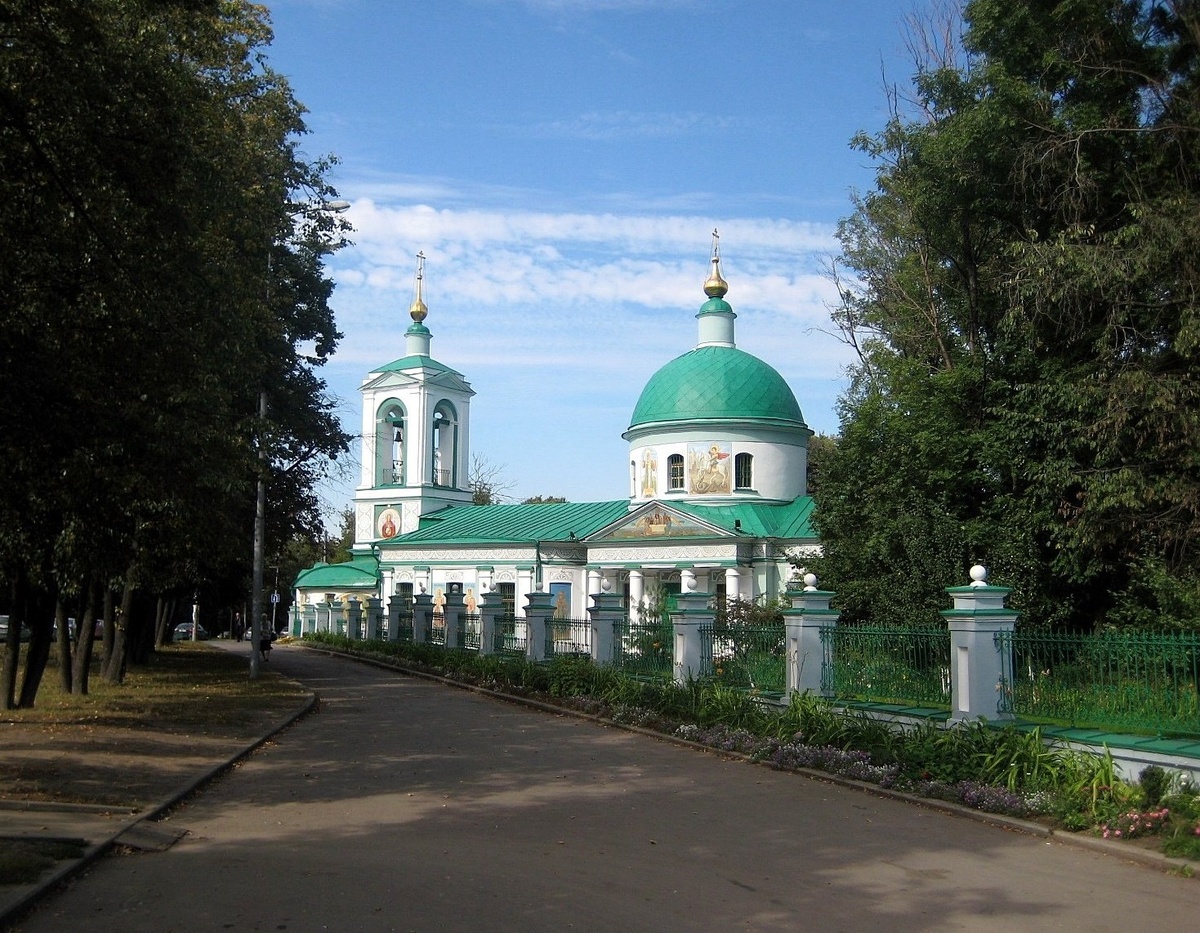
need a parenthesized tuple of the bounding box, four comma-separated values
(628, 346, 806, 429)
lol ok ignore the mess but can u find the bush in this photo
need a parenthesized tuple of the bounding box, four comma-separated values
(305, 635, 1196, 852)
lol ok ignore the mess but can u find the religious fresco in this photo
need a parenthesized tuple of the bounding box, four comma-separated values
(549, 582, 572, 619)
(377, 507, 401, 539)
(688, 442, 732, 494)
(597, 509, 716, 539)
(641, 448, 658, 497)
(427, 572, 479, 615)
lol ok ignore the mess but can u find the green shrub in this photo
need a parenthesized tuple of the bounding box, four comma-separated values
(1139, 765, 1170, 806)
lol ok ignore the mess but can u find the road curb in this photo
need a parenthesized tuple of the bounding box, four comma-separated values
(0, 693, 317, 928)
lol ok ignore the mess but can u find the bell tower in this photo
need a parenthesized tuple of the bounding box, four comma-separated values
(353, 253, 475, 546)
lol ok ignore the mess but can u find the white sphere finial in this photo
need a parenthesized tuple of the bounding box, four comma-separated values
(803, 572, 818, 592)
(601, 578, 611, 593)
(682, 574, 696, 593)
(969, 565, 988, 587)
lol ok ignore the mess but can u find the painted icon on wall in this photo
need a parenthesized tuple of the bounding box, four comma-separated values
(688, 442, 731, 494)
(549, 582, 571, 619)
(378, 507, 401, 539)
(641, 449, 658, 498)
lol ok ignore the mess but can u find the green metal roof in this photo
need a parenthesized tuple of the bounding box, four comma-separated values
(628, 346, 807, 429)
(389, 497, 816, 547)
(669, 497, 817, 540)
(394, 500, 632, 545)
(373, 355, 463, 377)
(294, 556, 380, 589)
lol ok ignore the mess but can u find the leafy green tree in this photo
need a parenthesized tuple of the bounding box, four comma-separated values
(818, 0, 1200, 630)
(0, 0, 349, 706)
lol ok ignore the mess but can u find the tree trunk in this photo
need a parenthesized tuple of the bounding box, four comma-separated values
(99, 587, 115, 670)
(17, 595, 54, 708)
(103, 574, 136, 684)
(127, 589, 155, 665)
(72, 581, 101, 696)
(56, 597, 73, 693)
(0, 576, 26, 710)
(154, 596, 168, 648)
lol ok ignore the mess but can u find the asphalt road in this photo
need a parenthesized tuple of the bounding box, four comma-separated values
(12, 644, 1199, 932)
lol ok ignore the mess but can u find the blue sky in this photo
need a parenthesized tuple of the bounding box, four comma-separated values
(264, 0, 922, 514)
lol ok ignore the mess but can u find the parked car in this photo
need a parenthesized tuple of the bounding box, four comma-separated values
(0, 615, 29, 641)
(174, 622, 210, 640)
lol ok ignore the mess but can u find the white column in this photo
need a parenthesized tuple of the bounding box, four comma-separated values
(517, 567, 536, 610)
(628, 570, 644, 622)
(381, 567, 394, 613)
(725, 567, 742, 603)
(587, 568, 602, 596)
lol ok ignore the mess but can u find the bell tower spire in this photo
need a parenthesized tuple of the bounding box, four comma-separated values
(405, 251, 432, 356)
(696, 228, 736, 348)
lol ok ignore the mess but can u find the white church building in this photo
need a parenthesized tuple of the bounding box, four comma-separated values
(293, 238, 819, 623)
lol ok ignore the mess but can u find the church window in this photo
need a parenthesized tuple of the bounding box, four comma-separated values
(735, 452, 753, 489)
(432, 402, 458, 487)
(497, 582, 516, 616)
(667, 454, 685, 490)
(376, 403, 405, 486)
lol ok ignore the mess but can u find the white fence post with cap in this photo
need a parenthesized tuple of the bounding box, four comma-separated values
(783, 572, 838, 698)
(941, 565, 1019, 723)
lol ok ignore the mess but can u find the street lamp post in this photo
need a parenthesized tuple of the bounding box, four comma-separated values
(249, 198, 349, 679)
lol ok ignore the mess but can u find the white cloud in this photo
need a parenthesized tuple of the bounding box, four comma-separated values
(316, 187, 852, 509)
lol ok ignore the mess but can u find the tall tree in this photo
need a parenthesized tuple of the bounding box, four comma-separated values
(0, 0, 349, 705)
(818, 0, 1200, 630)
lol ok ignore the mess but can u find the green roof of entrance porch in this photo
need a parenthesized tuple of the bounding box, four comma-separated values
(294, 556, 380, 589)
(626, 346, 807, 431)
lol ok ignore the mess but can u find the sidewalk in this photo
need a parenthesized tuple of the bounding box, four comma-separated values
(0, 642, 314, 927)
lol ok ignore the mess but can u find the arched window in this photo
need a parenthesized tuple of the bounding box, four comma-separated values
(629, 460, 637, 496)
(734, 452, 753, 490)
(431, 401, 458, 487)
(667, 453, 685, 491)
(375, 402, 405, 486)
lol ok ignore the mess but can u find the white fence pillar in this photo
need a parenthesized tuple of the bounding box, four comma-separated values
(672, 582, 712, 684)
(478, 590, 505, 654)
(411, 593, 433, 645)
(364, 597, 382, 640)
(442, 585, 465, 649)
(346, 598, 363, 640)
(783, 573, 838, 698)
(524, 590, 553, 662)
(588, 584, 623, 666)
(942, 565, 1018, 723)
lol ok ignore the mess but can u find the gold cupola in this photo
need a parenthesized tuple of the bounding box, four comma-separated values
(408, 251, 428, 323)
(703, 228, 729, 298)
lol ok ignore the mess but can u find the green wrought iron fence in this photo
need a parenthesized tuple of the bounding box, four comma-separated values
(547, 617, 591, 658)
(430, 615, 446, 647)
(494, 615, 524, 655)
(996, 629, 1200, 735)
(392, 612, 414, 644)
(613, 616, 673, 680)
(701, 622, 786, 694)
(461, 613, 482, 650)
(821, 624, 951, 706)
